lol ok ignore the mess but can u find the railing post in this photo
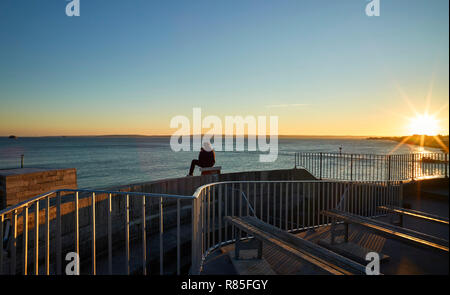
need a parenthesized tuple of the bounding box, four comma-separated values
(445, 153, 448, 178)
(56, 191, 62, 275)
(411, 154, 415, 180)
(387, 155, 391, 181)
(350, 155, 353, 181)
(23, 205, 28, 275)
(91, 192, 96, 275)
(319, 152, 323, 180)
(0, 215, 3, 275)
(399, 181, 404, 207)
(10, 210, 17, 274)
(191, 197, 200, 275)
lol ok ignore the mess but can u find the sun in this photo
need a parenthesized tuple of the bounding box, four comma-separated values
(408, 113, 440, 136)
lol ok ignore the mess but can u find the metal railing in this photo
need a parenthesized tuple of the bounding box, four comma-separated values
(190, 180, 403, 274)
(0, 181, 402, 275)
(0, 189, 194, 275)
(295, 152, 449, 181)
(1, 179, 402, 275)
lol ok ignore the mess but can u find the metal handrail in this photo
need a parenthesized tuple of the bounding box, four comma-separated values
(1, 177, 405, 275)
(192, 179, 397, 198)
(0, 188, 195, 216)
(0, 188, 196, 276)
(190, 179, 403, 274)
(295, 151, 449, 181)
(238, 190, 256, 217)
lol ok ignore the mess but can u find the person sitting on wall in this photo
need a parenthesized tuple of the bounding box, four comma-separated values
(188, 142, 215, 176)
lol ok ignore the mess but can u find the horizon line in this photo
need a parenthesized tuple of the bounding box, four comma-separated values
(3, 134, 449, 138)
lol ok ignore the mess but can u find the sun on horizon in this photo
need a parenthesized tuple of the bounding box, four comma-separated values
(408, 113, 440, 136)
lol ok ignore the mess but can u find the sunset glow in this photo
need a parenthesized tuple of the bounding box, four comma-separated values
(408, 113, 440, 136)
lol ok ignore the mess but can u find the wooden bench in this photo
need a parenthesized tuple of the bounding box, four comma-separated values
(224, 216, 367, 275)
(321, 209, 449, 253)
(378, 205, 449, 226)
(200, 166, 221, 176)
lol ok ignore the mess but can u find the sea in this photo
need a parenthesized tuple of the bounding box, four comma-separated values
(0, 136, 440, 189)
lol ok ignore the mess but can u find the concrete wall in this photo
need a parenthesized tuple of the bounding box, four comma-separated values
(0, 168, 77, 210)
(111, 167, 316, 196)
(2, 168, 315, 274)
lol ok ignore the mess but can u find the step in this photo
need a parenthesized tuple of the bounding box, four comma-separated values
(227, 250, 276, 275)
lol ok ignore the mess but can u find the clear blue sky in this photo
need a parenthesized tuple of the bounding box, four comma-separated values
(0, 0, 448, 136)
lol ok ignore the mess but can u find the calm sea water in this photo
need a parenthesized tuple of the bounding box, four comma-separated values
(0, 137, 440, 189)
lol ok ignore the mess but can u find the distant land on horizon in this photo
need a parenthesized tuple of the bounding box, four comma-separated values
(4, 134, 382, 139)
(368, 135, 449, 152)
(3, 134, 449, 144)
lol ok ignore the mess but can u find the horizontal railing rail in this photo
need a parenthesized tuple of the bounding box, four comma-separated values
(190, 180, 403, 274)
(295, 152, 449, 181)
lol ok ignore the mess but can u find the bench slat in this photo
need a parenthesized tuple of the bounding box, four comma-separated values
(328, 209, 449, 246)
(321, 209, 449, 253)
(226, 217, 350, 275)
(225, 216, 366, 275)
(378, 206, 449, 225)
(239, 216, 366, 273)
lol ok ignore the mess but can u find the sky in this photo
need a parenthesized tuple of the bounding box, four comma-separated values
(0, 0, 448, 137)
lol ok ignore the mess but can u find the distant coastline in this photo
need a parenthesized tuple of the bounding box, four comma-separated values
(1, 134, 370, 139)
(2, 134, 449, 148)
(367, 135, 449, 152)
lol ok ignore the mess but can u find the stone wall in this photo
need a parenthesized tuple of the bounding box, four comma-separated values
(0, 168, 77, 210)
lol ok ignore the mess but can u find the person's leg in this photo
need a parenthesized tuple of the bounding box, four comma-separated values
(198, 159, 214, 168)
(189, 159, 200, 176)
